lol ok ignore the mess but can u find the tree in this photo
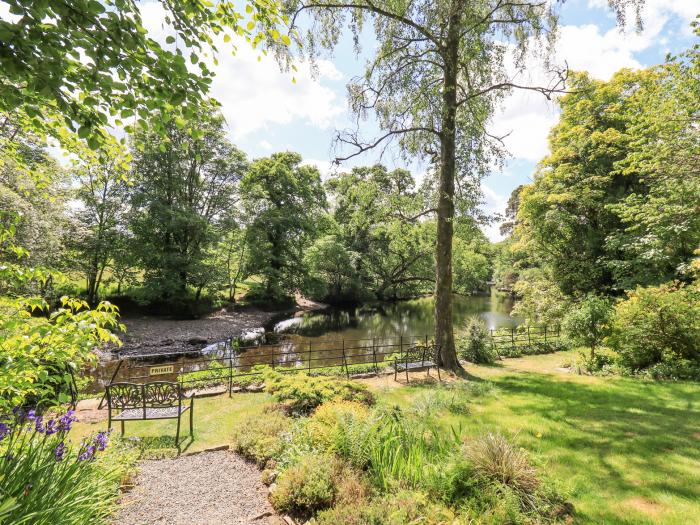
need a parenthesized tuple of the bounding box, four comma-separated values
(303, 234, 360, 301)
(518, 56, 699, 295)
(563, 295, 613, 359)
(71, 139, 130, 305)
(285, 0, 637, 371)
(499, 185, 524, 237)
(240, 151, 326, 302)
(129, 107, 248, 303)
(0, 0, 285, 152)
(0, 125, 70, 272)
(326, 165, 434, 301)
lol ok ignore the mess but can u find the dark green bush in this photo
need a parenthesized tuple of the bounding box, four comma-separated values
(458, 316, 497, 364)
(263, 370, 375, 415)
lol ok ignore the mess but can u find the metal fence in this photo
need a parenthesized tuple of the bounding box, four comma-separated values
(99, 334, 434, 402)
(489, 325, 561, 357)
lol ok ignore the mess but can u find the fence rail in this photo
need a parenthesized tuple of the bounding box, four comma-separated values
(98, 334, 434, 406)
(489, 325, 561, 357)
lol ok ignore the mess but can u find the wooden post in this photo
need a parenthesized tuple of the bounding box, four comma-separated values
(372, 337, 377, 372)
(342, 339, 349, 378)
(228, 344, 233, 397)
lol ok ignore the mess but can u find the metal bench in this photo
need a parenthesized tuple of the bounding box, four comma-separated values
(394, 343, 441, 382)
(106, 381, 194, 446)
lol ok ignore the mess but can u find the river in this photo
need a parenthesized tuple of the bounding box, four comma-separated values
(89, 291, 520, 389)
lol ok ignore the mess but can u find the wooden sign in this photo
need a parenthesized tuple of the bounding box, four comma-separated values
(149, 365, 174, 376)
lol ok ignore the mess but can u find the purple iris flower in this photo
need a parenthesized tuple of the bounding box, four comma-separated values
(54, 442, 66, 462)
(26, 410, 36, 422)
(93, 431, 109, 452)
(78, 445, 96, 461)
(34, 416, 44, 434)
(57, 410, 77, 432)
(0, 423, 9, 441)
(44, 419, 57, 435)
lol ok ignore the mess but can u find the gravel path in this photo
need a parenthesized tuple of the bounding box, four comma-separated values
(113, 451, 281, 525)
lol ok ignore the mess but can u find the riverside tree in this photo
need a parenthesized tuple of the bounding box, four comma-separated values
(283, 0, 639, 370)
(240, 151, 326, 302)
(129, 107, 248, 305)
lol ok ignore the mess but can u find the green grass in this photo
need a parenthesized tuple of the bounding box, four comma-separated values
(74, 351, 700, 524)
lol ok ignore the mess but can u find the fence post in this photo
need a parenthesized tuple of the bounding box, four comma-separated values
(228, 342, 233, 397)
(372, 337, 377, 372)
(342, 339, 349, 378)
(308, 341, 312, 372)
(400, 335, 403, 357)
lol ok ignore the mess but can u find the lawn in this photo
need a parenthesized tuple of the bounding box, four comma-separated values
(75, 350, 700, 525)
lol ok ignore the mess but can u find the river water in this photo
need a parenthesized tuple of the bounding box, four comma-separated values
(90, 291, 520, 389)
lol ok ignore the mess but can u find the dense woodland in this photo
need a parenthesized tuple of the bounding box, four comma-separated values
(2, 107, 494, 314)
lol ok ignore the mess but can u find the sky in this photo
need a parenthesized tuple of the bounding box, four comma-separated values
(3, 0, 698, 240)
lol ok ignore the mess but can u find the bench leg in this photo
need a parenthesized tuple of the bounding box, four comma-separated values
(120, 420, 124, 436)
(175, 415, 181, 448)
(189, 403, 194, 438)
(437, 365, 441, 381)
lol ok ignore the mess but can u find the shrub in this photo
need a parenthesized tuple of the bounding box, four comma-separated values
(231, 409, 289, 466)
(263, 371, 374, 415)
(458, 316, 497, 364)
(0, 407, 121, 525)
(270, 453, 339, 517)
(563, 295, 613, 359)
(608, 281, 700, 371)
(313, 490, 457, 525)
(464, 433, 539, 496)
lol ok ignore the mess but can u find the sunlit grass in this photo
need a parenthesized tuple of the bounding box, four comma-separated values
(73, 351, 700, 524)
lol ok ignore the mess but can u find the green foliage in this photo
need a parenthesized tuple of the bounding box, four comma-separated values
(0, 222, 123, 411)
(608, 281, 700, 372)
(322, 165, 436, 302)
(231, 409, 290, 467)
(129, 107, 248, 308)
(263, 370, 374, 415)
(511, 269, 569, 326)
(0, 0, 285, 154)
(517, 58, 700, 296)
(563, 295, 613, 358)
(270, 452, 339, 516)
(458, 316, 496, 364)
(314, 489, 458, 525)
(0, 408, 120, 525)
(240, 152, 326, 303)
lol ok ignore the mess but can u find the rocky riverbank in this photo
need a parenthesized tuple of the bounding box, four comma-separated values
(113, 308, 282, 357)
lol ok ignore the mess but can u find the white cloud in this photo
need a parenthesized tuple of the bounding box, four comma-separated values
(139, 2, 345, 140)
(481, 185, 508, 242)
(301, 158, 337, 180)
(258, 140, 273, 150)
(489, 0, 689, 166)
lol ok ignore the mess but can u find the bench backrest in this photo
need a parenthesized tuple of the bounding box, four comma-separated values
(106, 381, 181, 410)
(400, 343, 439, 364)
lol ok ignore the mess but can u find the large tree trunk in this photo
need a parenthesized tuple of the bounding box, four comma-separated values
(434, 16, 461, 372)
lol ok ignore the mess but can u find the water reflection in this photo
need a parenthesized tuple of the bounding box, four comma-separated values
(87, 291, 520, 390)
